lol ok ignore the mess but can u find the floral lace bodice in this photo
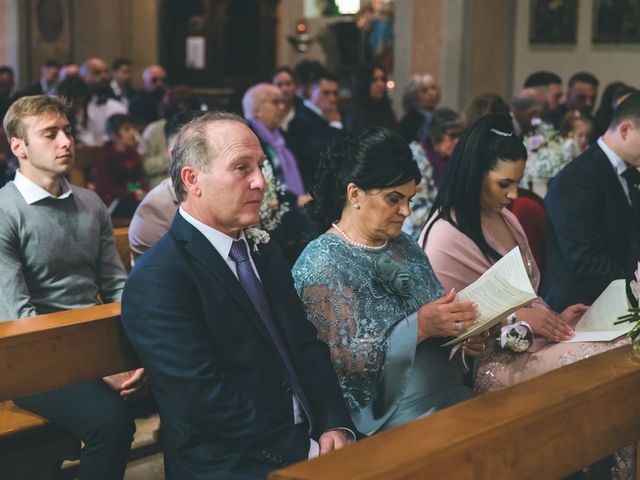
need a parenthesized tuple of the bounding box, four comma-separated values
(292, 232, 444, 412)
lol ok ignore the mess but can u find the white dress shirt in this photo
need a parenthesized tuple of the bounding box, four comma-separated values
(598, 137, 632, 204)
(13, 170, 72, 204)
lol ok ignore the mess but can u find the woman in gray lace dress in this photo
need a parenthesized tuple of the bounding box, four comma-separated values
(292, 127, 479, 435)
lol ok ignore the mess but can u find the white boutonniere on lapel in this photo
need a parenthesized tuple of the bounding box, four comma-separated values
(245, 227, 270, 254)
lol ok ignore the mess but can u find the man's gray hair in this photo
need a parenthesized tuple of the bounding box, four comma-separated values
(170, 111, 247, 202)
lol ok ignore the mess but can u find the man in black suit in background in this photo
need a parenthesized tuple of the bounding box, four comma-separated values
(287, 70, 349, 190)
(12, 59, 60, 100)
(543, 93, 640, 311)
(121, 112, 355, 479)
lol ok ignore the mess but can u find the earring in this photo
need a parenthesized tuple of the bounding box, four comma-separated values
(354, 204, 361, 210)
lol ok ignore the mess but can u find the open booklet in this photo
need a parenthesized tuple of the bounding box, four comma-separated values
(443, 247, 537, 347)
(562, 279, 631, 342)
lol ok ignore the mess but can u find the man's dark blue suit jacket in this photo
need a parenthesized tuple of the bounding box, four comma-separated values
(121, 213, 354, 479)
(542, 142, 640, 311)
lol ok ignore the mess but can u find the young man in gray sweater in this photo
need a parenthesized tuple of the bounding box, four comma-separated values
(0, 95, 146, 480)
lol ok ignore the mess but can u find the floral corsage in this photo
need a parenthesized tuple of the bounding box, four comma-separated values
(244, 227, 270, 253)
(500, 322, 533, 352)
(372, 253, 413, 297)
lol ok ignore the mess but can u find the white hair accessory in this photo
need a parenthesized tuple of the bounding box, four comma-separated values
(490, 128, 513, 137)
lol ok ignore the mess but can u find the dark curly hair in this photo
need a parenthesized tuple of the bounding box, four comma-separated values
(306, 126, 421, 237)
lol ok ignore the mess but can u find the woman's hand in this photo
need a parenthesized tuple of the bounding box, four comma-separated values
(417, 289, 479, 342)
(462, 331, 496, 357)
(559, 303, 589, 328)
(516, 307, 574, 342)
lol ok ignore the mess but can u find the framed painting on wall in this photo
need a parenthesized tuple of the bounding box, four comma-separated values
(529, 0, 578, 45)
(593, 0, 640, 43)
(27, 0, 72, 83)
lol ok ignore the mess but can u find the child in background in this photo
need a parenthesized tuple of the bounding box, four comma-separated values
(560, 110, 593, 158)
(93, 113, 147, 218)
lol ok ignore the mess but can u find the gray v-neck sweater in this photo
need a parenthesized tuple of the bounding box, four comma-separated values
(0, 182, 126, 321)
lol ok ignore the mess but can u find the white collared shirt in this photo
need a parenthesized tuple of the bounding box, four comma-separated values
(13, 170, 73, 204)
(303, 99, 343, 129)
(597, 137, 632, 204)
(178, 207, 261, 279)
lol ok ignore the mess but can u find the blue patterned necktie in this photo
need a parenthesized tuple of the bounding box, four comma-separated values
(229, 239, 314, 433)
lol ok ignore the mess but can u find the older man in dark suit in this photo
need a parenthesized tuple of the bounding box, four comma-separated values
(121, 112, 355, 479)
(543, 93, 640, 311)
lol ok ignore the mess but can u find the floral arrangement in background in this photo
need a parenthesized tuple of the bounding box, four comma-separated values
(615, 262, 640, 350)
(524, 122, 574, 183)
(245, 160, 289, 250)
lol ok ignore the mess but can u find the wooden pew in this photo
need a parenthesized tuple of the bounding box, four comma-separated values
(270, 344, 640, 480)
(114, 226, 133, 272)
(0, 303, 140, 480)
(68, 144, 101, 188)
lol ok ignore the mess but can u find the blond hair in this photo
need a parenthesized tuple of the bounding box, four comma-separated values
(3, 95, 70, 142)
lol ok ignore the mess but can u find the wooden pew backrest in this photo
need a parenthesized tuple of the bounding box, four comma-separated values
(270, 345, 640, 480)
(0, 303, 139, 402)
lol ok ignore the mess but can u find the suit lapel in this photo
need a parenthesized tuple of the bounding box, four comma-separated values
(170, 215, 278, 353)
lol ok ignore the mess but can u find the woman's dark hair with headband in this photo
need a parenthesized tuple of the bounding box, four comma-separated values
(307, 126, 421, 237)
(422, 113, 527, 261)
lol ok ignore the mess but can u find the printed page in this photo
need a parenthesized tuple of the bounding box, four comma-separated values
(443, 247, 537, 346)
(562, 279, 631, 343)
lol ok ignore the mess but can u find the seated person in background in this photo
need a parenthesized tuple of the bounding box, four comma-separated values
(0, 95, 147, 480)
(419, 113, 630, 396)
(109, 57, 136, 109)
(293, 127, 478, 436)
(402, 108, 464, 240)
(523, 70, 563, 127)
(462, 93, 510, 128)
(510, 87, 545, 139)
(139, 85, 199, 189)
(543, 93, 640, 312)
(287, 69, 350, 190)
(56, 75, 91, 143)
(242, 83, 311, 261)
(129, 65, 167, 126)
(398, 73, 440, 143)
(272, 66, 302, 132)
(93, 113, 147, 218)
(559, 110, 593, 158)
(77, 57, 127, 146)
(349, 63, 397, 133)
(122, 112, 356, 479)
(128, 110, 204, 259)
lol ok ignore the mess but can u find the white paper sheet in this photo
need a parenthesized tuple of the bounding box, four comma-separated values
(444, 247, 537, 346)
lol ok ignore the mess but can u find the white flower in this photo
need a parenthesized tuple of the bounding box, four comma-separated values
(245, 227, 270, 251)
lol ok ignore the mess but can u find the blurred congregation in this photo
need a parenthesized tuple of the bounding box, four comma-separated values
(1, 0, 640, 479)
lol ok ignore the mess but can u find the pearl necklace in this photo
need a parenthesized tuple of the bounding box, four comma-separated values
(331, 222, 388, 251)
